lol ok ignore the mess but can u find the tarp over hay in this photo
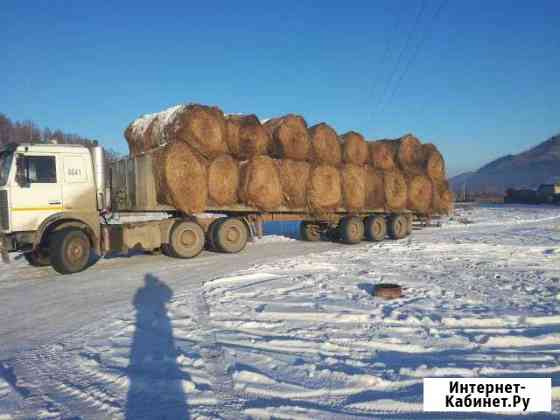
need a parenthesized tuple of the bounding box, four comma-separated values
(125, 103, 453, 216)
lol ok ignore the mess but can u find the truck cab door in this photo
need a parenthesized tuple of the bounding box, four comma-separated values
(11, 154, 63, 232)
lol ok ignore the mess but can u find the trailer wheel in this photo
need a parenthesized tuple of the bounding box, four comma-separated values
(339, 216, 364, 244)
(388, 214, 408, 240)
(49, 228, 91, 274)
(206, 217, 226, 251)
(406, 215, 413, 235)
(213, 218, 248, 253)
(300, 221, 321, 241)
(168, 221, 205, 259)
(364, 215, 386, 242)
(23, 249, 50, 267)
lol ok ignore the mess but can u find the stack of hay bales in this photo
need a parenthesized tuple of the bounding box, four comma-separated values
(124, 103, 453, 216)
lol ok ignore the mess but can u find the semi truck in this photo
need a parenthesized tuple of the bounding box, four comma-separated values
(0, 142, 412, 274)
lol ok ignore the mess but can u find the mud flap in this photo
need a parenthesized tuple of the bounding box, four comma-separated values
(0, 235, 10, 264)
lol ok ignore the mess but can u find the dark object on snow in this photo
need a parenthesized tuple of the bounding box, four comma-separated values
(374, 283, 402, 299)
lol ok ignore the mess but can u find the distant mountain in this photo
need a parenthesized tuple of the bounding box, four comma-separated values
(450, 134, 560, 194)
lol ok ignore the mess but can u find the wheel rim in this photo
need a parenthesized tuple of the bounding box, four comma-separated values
(67, 237, 87, 266)
(373, 220, 383, 237)
(225, 225, 241, 244)
(180, 229, 197, 247)
(349, 222, 359, 237)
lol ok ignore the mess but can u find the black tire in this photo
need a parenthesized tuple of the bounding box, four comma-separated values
(23, 249, 50, 267)
(168, 221, 205, 259)
(206, 217, 227, 251)
(388, 214, 408, 240)
(213, 218, 248, 253)
(300, 221, 321, 241)
(339, 216, 364, 244)
(49, 228, 91, 274)
(364, 215, 387, 242)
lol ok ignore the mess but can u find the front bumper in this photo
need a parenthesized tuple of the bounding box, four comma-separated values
(0, 233, 10, 263)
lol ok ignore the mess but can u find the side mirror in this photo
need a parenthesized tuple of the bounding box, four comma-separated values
(15, 155, 30, 187)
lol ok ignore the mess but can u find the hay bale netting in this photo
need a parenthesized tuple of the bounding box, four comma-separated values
(421, 143, 445, 180)
(225, 114, 271, 160)
(264, 115, 310, 161)
(341, 164, 366, 211)
(207, 155, 239, 206)
(369, 141, 395, 171)
(276, 159, 310, 208)
(406, 174, 433, 214)
(432, 180, 454, 215)
(308, 123, 341, 164)
(308, 164, 342, 211)
(124, 113, 158, 156)
(341, 131, 368, 165)
(396, 134, 423, 173)
(383, 170, 408, 211)
(240, 156, 283, 211)
(153, 142, 208, 213)
(365, 166, 386, 209)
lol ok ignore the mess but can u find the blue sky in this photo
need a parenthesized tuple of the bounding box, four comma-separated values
(2, 0, 558, 175)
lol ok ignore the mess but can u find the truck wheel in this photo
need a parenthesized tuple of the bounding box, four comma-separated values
(168, 221, 205, 259)
(206, 217, 226, 251)
(23, 249, 50, 267)
(300, 221, 320, 241)
(339, 216, 364, 244)
(213, 218, 248, 253)
(49, 228, 91, 274)
(406, 215, 413, 235)
(364, 215, 386, 242)
(388, 214, 408, 240)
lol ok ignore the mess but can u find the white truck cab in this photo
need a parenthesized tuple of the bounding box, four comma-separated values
(0, 143, 104, 272)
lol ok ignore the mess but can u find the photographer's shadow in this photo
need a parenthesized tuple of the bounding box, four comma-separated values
(125, 274, 190, 420)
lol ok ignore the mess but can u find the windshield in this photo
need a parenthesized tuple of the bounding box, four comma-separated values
(0, 151, 14, 187)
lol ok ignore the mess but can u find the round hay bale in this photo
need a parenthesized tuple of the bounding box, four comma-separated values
(341, 164, 366, 211)
(124, 112, 158, 156)
(276, 159, 310, 208)
(406, 174, 433, 214)
(308, 164, 342, 211)
(422, 144, 445, 180)
(225, 114, 271, 160)
(264, 115, 310, 161)
(341, 131, 368, 165)
(369, 141, 395, 170)
(396, 134, 422, 173)
(433, 180, 454, 215)
(208, 155, 239, 206)
(383, 170, 408, 211)
(153, 142, 208, 213)
(240, 156, 283, 211)
(365, 165, 385, 209)
(308, 123, 341, 164)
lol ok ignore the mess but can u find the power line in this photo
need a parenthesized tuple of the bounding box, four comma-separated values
(372, 0, 428, 122)
(383, 0, 449, 110)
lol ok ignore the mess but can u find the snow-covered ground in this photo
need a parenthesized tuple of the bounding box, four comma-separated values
(1, 204, 559, 419)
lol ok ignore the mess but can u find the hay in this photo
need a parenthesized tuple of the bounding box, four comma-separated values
(240, 156, 283, 211)
(406, 174, 433, 214)
(124, 113, 158, 156)
(365, 166, 385, 209)
(208, 155, 239, 206)
(341, 164, 366, 211)
(432, 180, 454, 215)
(308, 164, 342, 211)
(153, 142, 208, 213)
(276, 159, 310, 208)
(225, 114, 271, 159)
(308, 123, 341, 164)
(264, 114, 310, 161)
(422, 144, 445, 180)
(396, 134, 422, 173)
(383, 170, 408, 211)
(369, 141, 395, 170)
(341, 131, 368, 165)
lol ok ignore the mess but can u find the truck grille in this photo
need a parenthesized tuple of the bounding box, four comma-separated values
(0, 190, 8, 230)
